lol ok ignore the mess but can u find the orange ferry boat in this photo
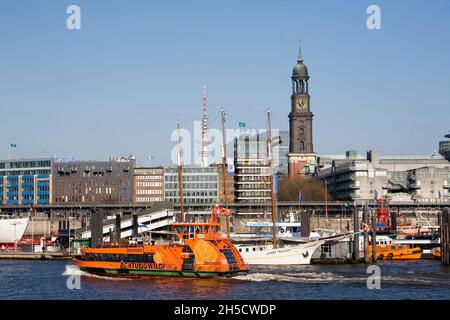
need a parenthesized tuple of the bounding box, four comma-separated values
(369, 237, 423, 260)
(73, 206, 248, 278)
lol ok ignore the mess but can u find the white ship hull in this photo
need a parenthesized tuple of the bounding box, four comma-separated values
(236, 240, 325, 265)
(0, 218, 29, 243)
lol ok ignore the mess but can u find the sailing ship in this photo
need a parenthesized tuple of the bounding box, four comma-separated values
(232, 108, 324, 265)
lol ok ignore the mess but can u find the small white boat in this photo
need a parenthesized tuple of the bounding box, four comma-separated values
(0, 217, 29, 243)
(235, 240, 325, 265)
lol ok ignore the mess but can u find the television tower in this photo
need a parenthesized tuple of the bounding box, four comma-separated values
(199, 85, 212, 167)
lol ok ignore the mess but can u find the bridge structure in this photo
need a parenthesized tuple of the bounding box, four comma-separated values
(0, 200, 449, 218)
(80, 207, 174, 241)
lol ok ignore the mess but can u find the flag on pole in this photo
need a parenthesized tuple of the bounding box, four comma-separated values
(238, 122, 246, 128)
(10, 143, 17, 148)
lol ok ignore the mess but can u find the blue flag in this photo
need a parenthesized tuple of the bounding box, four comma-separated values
(10, 143, 17, 148)
(238, 122, 246, 128)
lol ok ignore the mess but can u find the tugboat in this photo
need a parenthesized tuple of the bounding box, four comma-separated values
(369, 236, 423, 260)
(73, 205, 248, 278)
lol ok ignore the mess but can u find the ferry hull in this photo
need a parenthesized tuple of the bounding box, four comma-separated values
(77, 265, 248, 279)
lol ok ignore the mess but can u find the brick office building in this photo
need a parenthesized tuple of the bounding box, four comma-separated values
(132, 166, 165, 204)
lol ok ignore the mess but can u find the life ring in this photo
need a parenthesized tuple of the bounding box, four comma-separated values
(387, 253, 394, 260)
(377, 254, 384, 260)
(280, 227, 285, 234)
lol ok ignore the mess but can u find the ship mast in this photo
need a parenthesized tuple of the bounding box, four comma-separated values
(267, 108, 278, 249)
(220, 107, 230, 238)
(177, 120, 185, 223)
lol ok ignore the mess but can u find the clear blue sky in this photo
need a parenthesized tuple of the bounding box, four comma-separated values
(1, 0, 449, 166)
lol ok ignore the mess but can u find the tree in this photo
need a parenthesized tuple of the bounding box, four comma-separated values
(277, 175, 331, 201)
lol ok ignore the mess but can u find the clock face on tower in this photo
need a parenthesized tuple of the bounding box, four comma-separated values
(295, 99, 308, 111)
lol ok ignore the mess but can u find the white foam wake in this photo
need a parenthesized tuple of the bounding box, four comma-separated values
(233, 272, 342, 283)
(61, 264, 132, 281)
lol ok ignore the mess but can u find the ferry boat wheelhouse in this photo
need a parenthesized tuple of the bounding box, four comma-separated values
(73, 206, 248, 278)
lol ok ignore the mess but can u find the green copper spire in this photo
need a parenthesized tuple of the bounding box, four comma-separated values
(297, 42, 303, 63)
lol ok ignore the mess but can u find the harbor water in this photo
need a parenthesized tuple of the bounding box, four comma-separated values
(0, 260, 449, 300)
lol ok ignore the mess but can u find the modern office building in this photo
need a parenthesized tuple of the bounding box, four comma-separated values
(0, 158, 53, 206)
(317, 150, 450, 202)
(164, 166, 219, 205)
(210, 164, 235, 204)
(258, 130, 289, 175)
(132, 166, 165, 204)
(233, 132, 271, 204)
(439, 132, 450, 162)
(52, 157, 134, 205)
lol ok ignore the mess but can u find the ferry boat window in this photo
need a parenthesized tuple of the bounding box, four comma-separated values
(399, 245, 403, 250)
(119, 254, 125, 261)
(253, 248, 256, 251)
(391, 246, 395, 250)
(176, 226, 185, 234)
(245, 248, 249, 252)
(239, 248, 242, 252)
(260, 247, 263, 251)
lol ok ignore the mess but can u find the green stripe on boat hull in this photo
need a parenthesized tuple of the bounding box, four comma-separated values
(80, 267, 247, 278)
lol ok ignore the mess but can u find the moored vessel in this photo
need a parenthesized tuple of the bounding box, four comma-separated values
(369, 235, 423, 260)
(0, 216, 29, 245)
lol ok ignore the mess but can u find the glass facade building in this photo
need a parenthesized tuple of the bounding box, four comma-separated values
(164, 166, 219, 205)
(0, 159, 53, 205)
(234, 133, 272, 204)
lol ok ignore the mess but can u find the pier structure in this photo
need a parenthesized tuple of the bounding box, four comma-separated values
(441, 208, 450, 265)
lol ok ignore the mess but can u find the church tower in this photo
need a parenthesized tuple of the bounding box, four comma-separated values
(288, 45, 316, 177)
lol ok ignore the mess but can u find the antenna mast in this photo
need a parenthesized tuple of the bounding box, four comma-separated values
(200, 85, 212, 167)
(267, 108, 278, 249)
(177, 120, 185, 222)
(221, 107, 230, 238)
